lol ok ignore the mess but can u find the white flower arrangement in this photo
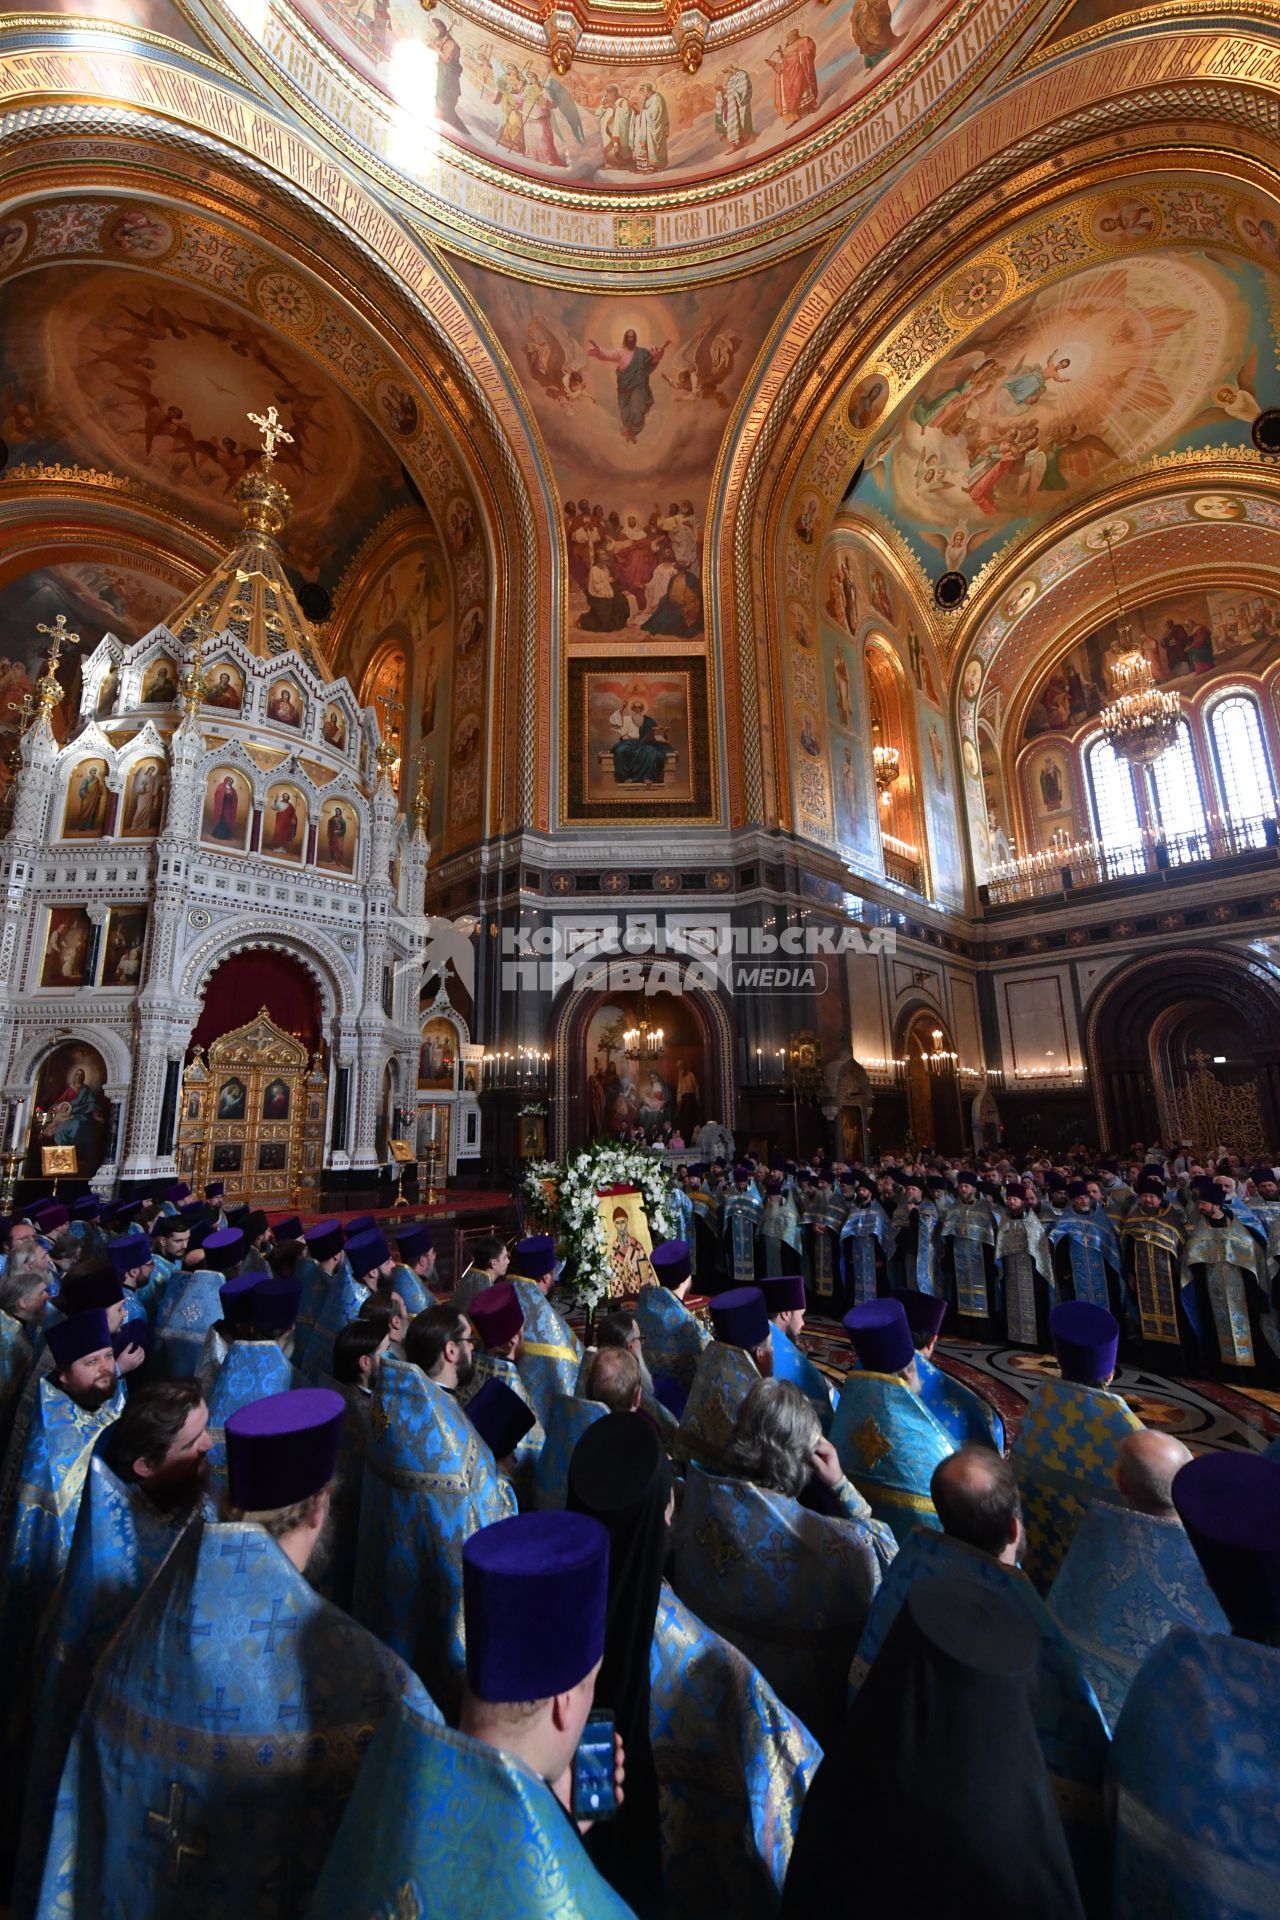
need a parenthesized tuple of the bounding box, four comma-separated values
(521, 1142, 674, 1310)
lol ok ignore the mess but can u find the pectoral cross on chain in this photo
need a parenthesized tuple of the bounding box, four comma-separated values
(247, 404, 294, 467)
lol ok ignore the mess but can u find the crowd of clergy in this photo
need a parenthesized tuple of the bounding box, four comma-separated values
(0, 1136, 1276, 1919)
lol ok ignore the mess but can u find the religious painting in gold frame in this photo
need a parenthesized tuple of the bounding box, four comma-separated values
(596, 1187, 656, 1298)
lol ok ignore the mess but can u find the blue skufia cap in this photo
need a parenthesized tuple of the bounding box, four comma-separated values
(250, 1275, 303, 1334)
(650, 1240, 691, 1287)
(844, 1299, 915, 1376)
(709, 1285, 769, 1351)
(57, 1264, 124, 1314)
(513, 1234, 555, 1278)
(463, 1510, 610, 1703)
(651, 1371, 688, 1420)
(165, 1182, 191, 1202)
(1050, 1300, 1119, 1384)
(345, 1228, 391, 1277)
(47, 1308, 114, 1372)
(304, 1219, 345, 1261)
(200, 1228, 245, 1274)
(466, 1377, 538, 1460)
(760, 1272, 806, 1315)
(344, 1214, 377, 1238)
(273, 1215, 303, 1243)
(1172, 1452, 1280, 1639)
(107, 1232, 152, 1276)
(225, 1387, 345, 1512)
(70, 1196, 101, 1220)
(205, 1182, 225, 1200)
(112, 1320, 154, 1361)
(219, 1270, 259, 1321)
(894, 1288, 948, 1344)
(394, 1225, 433, 1264)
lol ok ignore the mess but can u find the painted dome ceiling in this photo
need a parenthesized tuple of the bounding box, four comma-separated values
(204, 0, 1054, 271)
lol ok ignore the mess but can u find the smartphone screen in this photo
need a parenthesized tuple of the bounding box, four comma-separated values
(571, 1709, 616, 1822)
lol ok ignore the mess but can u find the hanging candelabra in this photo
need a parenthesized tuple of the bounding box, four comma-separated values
(1097, 527, 1180, 766)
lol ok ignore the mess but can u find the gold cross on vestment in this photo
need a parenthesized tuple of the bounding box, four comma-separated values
(147, 1781, 209, 1886)
(247, 404, 294, 466)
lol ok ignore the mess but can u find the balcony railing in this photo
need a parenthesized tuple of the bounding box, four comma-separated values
(984, 814, 1279, 906)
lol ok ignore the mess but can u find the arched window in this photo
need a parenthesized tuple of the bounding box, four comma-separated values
(1208, 693, 1276, 846)
(1146, 720, 1207, 861)
(1086, 736, 1143, 863)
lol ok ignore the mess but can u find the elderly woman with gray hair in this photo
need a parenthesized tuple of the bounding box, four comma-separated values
(671, 1378, 896, 1743)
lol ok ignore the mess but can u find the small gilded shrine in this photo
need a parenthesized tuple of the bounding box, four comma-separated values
(0, 409, 459, 1204)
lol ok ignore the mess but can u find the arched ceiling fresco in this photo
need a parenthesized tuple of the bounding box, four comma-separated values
(194, 0, 1057, 272)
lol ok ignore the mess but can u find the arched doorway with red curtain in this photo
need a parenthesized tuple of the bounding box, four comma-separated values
(180, 948, 328, 1209)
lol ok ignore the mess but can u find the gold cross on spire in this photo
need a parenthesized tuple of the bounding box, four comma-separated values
(36, 612, 80, 665)
(381, 690, 405, 735)
(246, 404, 294, 467)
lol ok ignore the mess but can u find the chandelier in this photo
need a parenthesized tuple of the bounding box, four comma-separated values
(1097, 527, 1180, 765)
(623, 1015, 664, 1060)
(870, 707, 900, 802)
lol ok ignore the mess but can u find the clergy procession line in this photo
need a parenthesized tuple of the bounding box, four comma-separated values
(0, 1143, 1276, 1918)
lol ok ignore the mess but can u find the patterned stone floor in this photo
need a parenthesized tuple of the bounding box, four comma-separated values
(800, 1317, 1280, 1456)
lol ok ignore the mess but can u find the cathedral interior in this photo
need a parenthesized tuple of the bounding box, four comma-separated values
(3, 0, 1280, 1911)
(6, 0, 1280, 1196)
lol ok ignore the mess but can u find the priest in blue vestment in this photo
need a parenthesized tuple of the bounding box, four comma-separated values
(938, 1171, 1000, 1335)
(852, 1446, 1110, 1905)
(153, 1228, 243, 1378)
(995, 1183, 1056, 1349)
(353, 1351, 515, 1718)
(0, 1309, 129, 1889)
(533, 1392, 609, 1509)
(289, 1219, 347, 1376)
(1011, 1300, 1142, 1594)
(634, 1240, 709, 1393)
(760, 1174, 803, 1277)
(507, 1235, 581, 1425)
(1182, 1176, 1277, 1383)
(672, 1379, 891, 1742)
(12, 1380, 215, 1917)
(306, 1226, 381, 1378)
(1047, 1181, 1129, 1324)
(722, 1165, 764, 1284)
(388, 1222, 435, 1314)
(885, 1175, 940, 1295)
(838, 1175, 890, 1311)
(1048, 1428, 1229, 1730)
(568, 1415, 822, 1919)
(35, 1387, 436, 1920)
(760, 1267, 834, 1431)
(831, 1298, 954, 1544)
(894, 1288, 1004, 1450)
(202, 1274, 301, 1491)
(1110, 1452, 1280, 1920)
(459, 1281, 545, 1499)
(675, 1285, 774, 1472)
(311, 1508, 631, 1920)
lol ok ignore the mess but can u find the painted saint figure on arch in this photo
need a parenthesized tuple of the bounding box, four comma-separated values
(587, 329, 670, 442)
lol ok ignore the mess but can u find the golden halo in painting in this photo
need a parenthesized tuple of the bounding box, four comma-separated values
(249, 266, 320, 334)
(942, 259, 1011, 325)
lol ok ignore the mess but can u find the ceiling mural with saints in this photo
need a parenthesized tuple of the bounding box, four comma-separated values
(854, 246, 1279, 585)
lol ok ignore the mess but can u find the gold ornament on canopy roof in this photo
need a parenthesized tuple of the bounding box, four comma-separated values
(34, 613, 80, 716)
(1097, 527, 1181, 767)
(163, 408, 330, 680)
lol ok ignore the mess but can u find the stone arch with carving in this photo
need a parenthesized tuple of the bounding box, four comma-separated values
(1084, 943, 1280, 1148)
(179, 921, 358, 1027)
(548, 967, 737, 1157)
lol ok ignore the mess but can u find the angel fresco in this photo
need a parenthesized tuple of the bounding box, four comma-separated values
(662, 315, 743, 408)
(524, 316, 592, 408)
